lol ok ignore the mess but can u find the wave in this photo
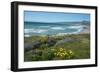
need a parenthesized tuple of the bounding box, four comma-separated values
(39, 26, 51, 28)
(57, 28, 83, 36)
(67, 25, 83, 29)
(57, 33, 68, 36)
(24, 34, 31, 37)
(24, 25, 85, 37)
(50, 25, 83, 30)
(24, 29, 48, 34)
(51, 27, 65, 30)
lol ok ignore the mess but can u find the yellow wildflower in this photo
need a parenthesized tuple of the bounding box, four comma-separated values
(69, 50, 73, 55)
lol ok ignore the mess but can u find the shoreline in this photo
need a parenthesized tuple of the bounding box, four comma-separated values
(24, 25, 90, 37)
(25, 33, 90, 38)
(80, 25, 90, 34)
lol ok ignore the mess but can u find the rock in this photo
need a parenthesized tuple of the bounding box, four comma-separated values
(55, 38, 76, 46)
(24, 41, 41, 51)
(32, 41, 41, 49)
(46, 38, 56, 46)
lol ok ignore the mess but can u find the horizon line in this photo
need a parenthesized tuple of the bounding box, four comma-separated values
(24, 20, 90, 23)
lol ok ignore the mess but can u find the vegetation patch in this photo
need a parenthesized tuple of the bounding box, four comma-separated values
(24, 34, 90, 61)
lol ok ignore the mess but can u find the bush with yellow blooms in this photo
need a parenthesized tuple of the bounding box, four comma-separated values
(52, 48, 75, 59)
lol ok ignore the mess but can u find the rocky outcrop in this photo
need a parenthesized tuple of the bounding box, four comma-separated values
(24, 41, 41, 51)
(55, 38, 77, 46)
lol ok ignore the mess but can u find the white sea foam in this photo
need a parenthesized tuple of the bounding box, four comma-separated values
(57, 28, 83, 36)
(24, 29, 48, 33)
(67, 26, 83, 29)
(37, 30, 47, 33)
(57, 33, 68, 36)
(51, 27, 65, 30)
(24, 34, 31, 37)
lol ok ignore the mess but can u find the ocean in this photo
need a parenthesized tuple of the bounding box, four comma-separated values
(24, 22, 85, 37)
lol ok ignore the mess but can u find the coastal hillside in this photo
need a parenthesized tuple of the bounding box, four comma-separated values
(24, 34, 90, 61)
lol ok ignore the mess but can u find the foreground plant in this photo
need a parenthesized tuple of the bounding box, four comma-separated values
(53, 48, 75, 59)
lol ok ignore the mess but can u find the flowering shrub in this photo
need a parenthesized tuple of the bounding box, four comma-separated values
(52, 48, 75, 59)
(25, 47, 76, 61)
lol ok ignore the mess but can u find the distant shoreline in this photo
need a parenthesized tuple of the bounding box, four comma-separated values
(80, 25, 90, 34)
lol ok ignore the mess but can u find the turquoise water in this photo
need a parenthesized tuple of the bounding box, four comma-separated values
(24, 22, 84, 37)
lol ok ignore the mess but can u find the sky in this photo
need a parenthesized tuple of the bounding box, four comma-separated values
(24, 11, 90, 22)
